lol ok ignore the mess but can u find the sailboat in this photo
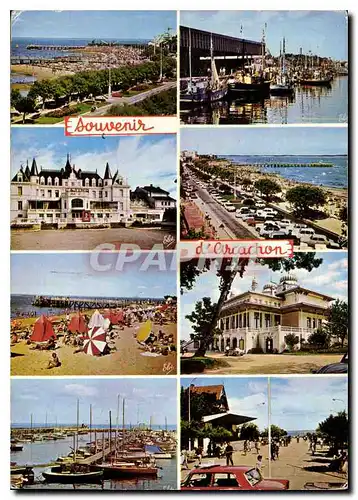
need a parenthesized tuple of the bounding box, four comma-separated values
(270, 38, 294, 95)
(180, 31, 227, 105)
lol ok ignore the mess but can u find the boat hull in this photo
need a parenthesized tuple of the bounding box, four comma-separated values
(228, 82, 270, 96)
(299, 79, 332, 86)
(42, 468, 103, 484)
(98, 464, 158, 479)
(180, 88, 227, 105)
(270, 85, 294, 95)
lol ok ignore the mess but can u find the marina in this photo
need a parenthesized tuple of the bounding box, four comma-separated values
(11, 379, 177, 490)
(179, 12, 348, 124)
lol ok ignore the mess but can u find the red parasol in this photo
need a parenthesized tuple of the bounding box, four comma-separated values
(83, 326, 107, 356)
(68, 312, 87, 334)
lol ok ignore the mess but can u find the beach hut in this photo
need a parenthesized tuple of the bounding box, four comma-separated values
(88, 310, 106, 329)
(68, 312, 87, 334)
(31, 315, 56, 343)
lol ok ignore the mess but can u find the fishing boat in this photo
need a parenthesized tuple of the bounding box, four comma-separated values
(10, 466, 34, 486)
(270, 38, 294, 96)
(180, 30, 227, 105)
(299, 70, 332, 86)
(150, 452, 172, 459)
(42, 465, 104, 484)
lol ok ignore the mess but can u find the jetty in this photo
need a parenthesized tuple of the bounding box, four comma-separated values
(26, 45, 86, 51)
(259, 162, 334, 168)
(32, 295, 162, 309)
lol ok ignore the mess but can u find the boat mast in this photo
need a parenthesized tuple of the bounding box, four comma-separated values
(75, 398, 79, 462)
(282, 37, 286, 75)
(188, 28, 192, 88)
(89, 404, 92, 451)
(30, 413, 33, 440)
(122, 397, 125, 451)
(109, 410, 112, 460)
(210, 32, 214, 86)
(116, 394, 120, 458)
(261, 24, 266, 73)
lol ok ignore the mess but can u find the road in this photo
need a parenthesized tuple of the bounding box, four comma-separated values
(195, 185, 258, 239)
(86, 82, 176, 116)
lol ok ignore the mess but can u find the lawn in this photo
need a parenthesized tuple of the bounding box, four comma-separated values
(33, 102, 107, 124)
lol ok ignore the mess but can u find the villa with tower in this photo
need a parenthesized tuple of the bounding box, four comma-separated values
(213, 274, 335, 354)
(11, 155, 176, 227)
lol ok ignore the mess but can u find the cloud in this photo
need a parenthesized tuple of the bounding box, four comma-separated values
(63, 384, 98, 397)
(11, 135, 177, 197)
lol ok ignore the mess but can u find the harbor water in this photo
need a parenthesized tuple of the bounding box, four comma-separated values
(11, 433, 177, 491)
(180, 77, 348, 124)
(221, 155, 348, 189)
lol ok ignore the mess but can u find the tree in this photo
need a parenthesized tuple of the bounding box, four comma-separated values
(185, 297, 222, 348)
(181, 254, 323, 357)
(324, 299, 348, 347)
(261, 425, 287, 439)
(286, 185, 326, 216)
(240, 423, 260, 441)
(339, 206, 347, 223)
(13, 96, 36, 123)
(254, 178, 282, 201)
(241, 178, 253, 190)
(307, 328, 331, 349)
(284, 333, 299, 351)
(11, 88, 21, 109)
(317, 411, 348, 454)
(180, 386, 224, 421)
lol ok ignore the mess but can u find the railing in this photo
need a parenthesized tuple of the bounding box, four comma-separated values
(220, 326, 317, 336)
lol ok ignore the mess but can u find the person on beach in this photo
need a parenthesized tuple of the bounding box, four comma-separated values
(47, 352, 61, 369)
(225, 442, 234, 466)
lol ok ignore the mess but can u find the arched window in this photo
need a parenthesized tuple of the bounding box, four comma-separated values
(98, 179, 102, 186)
(47, 177, 52, 185)
(85, 178, 89, 187)
(40, 176, 45, 185)
(17, 174, 23, 182)
(54, 177, 59, 186)
(71, 198, 83, 208)
(91, 178, 96, 186)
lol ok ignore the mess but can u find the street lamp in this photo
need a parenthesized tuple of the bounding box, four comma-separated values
(188, 378, 197, 451)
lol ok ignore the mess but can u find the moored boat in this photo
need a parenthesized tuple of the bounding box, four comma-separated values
(10, 441, 23, 451)
(42, 465, 104, 484)
(98, 461, 158, 478)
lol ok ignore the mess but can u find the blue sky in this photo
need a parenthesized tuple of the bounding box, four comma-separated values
(11, 253, 177, 298)
(11, 10, 177, 39)
(11, 379, 177, 426)
(181, 127, 347, 156)
(181, 377, 347, 431)
(180, 11, 348, 60)
(181, 253, 348, 339)
(11, 129, 177, 197)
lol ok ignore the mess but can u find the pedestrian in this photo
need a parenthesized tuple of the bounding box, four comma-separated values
(243, 440, 248, 455)
(225, 442, 234, 466)
(182, 448, 188, 469)
(197, 445, 203, 465)
(255, 455, 264, 473)
(254, 440, 260, 454)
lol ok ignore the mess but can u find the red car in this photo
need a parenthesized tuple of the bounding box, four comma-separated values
(181, 465, 289, 491)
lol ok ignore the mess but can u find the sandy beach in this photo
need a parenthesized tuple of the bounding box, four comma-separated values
(181, 440, 347, 490)
(11, 64, 72, 80)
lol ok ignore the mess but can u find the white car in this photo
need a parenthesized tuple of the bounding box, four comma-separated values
(226, 205, 236, 213)
(299, 228, 315, 240)
(308, 234, 328, 247)
(255, 201, 266, 209)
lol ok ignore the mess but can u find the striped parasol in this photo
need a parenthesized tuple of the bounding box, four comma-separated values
(83, 326, 107, 356)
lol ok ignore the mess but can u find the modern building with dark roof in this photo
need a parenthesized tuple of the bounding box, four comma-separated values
(11, 156, 176, 225)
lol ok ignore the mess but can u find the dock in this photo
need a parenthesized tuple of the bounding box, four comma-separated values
(32, 295, 162, 309)
(26, 45, 86, 51)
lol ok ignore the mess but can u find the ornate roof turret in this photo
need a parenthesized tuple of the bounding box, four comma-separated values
(24, 160, 31, 179)
(279, 274, 298, 285)
(65, 153, 72, 174)
(263, 282, 278, 295)
(251, 276, 258, 292)
(104, 162, 112, 179)
(30, 158, 38, 176)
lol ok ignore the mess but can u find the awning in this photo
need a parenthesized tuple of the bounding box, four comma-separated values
(202, 412, 256, 426)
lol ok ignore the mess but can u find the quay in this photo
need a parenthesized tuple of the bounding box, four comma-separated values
(32, 295, 162, 309)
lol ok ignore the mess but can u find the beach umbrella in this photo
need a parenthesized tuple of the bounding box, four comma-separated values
(31, 315, 56, 343)
(68, 312, 87, 334)
(83, 326, 107, 356)
(88, 309, 106, 329)
(136, 320, 152, 342)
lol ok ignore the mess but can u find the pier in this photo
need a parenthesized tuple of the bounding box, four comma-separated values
(26, 44, 86, 51)
(11, 55, 82, 65)
(259, 162, 334, 168)
(32, 295, 162, 309)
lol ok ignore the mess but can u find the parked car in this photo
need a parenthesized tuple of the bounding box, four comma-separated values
(307, 234, 328, 247)
(255, 201, 266, 209)
(315, 352, 348, 374)
(226, 204, 236, 213)
(181, 465, 289, 491)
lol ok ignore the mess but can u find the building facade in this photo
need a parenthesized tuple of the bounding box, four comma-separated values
(214, 274, 334, 353)
(11, 157, 176, 226)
